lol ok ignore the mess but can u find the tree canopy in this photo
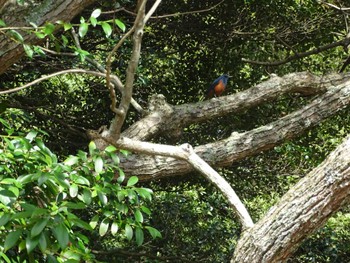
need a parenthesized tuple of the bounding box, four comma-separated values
(1, 0, 350, 262)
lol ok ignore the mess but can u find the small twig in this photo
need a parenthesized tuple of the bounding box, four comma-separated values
(319, 1, 350, 11)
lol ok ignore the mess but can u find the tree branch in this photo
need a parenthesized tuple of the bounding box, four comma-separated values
(231, 134, 350, 262)
(118, 77, 350, 181)
(99, 136, 254, 229)
(122, 72, 350, 140)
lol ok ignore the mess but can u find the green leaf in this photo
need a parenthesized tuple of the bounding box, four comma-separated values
(145, 226, 162, 239)
(134, 209, 143, 223)
(53, 222, 69, 249)
(69, 184, 78, 197)
(99, 218, 109, 236)
(135, 188, 153, 201)
(31, 217, 49, 237)
(79, 22, 89, 38)
(23, 44, 34, 58)
(82, 189, 92, 205)
(0, 214, 11, 227)
(25, 130, 37, 142)
(64, 155, 79, 166)
(94, 156, 104, 173)
(70, 218, 92, 231)
(38, 232, 47, 252)
(90, 17, 97, 27)
(125, 224, 133, 241)
(0, 252, 11, 263)
(127, 176, 138, 187)
(89, 215, 99, 229)
(135, 227, 144, 246)
(105, 145, 117, 153)
(0, 189, 17, 205)
(140, 206, 151, 216)
(4, 230, 22, 251)
(114, 19, 126, 32)
(0, 19, 6, 27)
(88, 141, 96, 155)
(9, 30, 24, 43)
(91, 9, 101, 18)
(111, 221, 119, 236)
(63, 22, 72, 31)
(98, 191, 108, 205)
(43, 23, 55, 35)
(101, 22, 112, 37)
(61, 35, 69, 46)
(26, 235, 40, 253)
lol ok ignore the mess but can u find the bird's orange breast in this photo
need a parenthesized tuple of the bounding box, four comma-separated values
(214, 80, 225, 95)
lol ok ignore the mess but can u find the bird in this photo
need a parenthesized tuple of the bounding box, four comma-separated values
(205, 74, 230, 99)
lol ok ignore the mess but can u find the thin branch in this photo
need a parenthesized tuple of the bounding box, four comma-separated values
(107, 0, 148, 139)
(243, 37, 350, 66)
(103, 136, 254, 229)
(103, 0, 224, 19)
(319, 1, 350, 11)
(39, 47, 144, 114)
(144, 0, 162, 23)
(0, 69, 110, 95)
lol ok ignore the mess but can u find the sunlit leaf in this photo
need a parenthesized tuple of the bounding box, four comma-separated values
(114, 19, 126, 32)
(111, 221, 119, 236)
(94, 156, 104, 173)
(23, 44, 34, 58)
(64, 155, 79, 166)
(134, 209, 143, 223)
(101, 22, 112, 37)
(43, 23, 55, 35)
(88, 141, 96, 155)
(89, 215, 99, 229)
(99, 218, 109, 236)
(127, 176, 138, 186)
(125, 224, 133, 241)
(90, 17, 97, 27)
(79, 22, 89, 38)
(91, 9, 101, 18)
(69, 184, 78, 197)
(145, 226, 162, 239)
(25, 131, 37, 142)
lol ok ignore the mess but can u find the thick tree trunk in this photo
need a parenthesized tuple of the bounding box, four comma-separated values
(231, 135, 350, 263)
(0, 0, 96, 75)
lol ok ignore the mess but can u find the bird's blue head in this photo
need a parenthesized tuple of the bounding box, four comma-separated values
(221, 74, 231, 84)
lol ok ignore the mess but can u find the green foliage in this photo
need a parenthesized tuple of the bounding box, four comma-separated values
(0, 115, 158, 262)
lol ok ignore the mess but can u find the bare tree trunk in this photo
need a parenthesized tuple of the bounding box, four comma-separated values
(231, 135, 350, 262)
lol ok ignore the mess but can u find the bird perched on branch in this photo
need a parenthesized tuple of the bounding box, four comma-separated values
(206, 74, 231, 99)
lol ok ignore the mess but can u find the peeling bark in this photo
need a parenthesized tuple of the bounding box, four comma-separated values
(231, 135, 350, 263)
